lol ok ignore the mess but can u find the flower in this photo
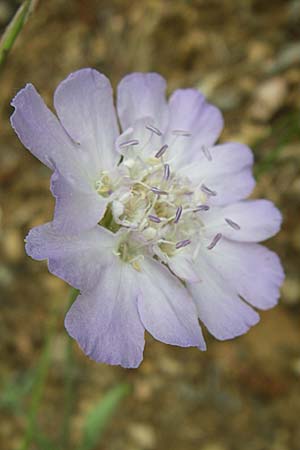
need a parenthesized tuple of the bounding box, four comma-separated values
(11, 69, 284, 368)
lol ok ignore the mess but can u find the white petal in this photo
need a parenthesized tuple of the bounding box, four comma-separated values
(65, 262, 145, 368)
(117, 73, 169, 131)
(188, 251, 260, 340)
(137, 258, 206, 349)
(203, 200, 282, 242)
(202, 238, 284, 310)
(54, 68, 120, 176)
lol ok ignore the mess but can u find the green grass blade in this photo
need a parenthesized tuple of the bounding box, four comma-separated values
(79, 384, 130, 450)
(0, 0, 34, 67)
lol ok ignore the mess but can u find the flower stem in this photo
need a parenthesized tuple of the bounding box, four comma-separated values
(60, 288, 79, 450)
(0, 0, 36, 68)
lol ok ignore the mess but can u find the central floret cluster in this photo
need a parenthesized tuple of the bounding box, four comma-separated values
(96, 127, 227, 272)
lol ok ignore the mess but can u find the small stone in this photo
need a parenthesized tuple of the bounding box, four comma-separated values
(2, 228, 24, 263)
(128, 423, 156, 449)
(249, 77, 288, 122)
(281, 277, 300, 305)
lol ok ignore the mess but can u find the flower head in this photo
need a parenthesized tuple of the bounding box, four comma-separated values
(11, 69, 284, 368)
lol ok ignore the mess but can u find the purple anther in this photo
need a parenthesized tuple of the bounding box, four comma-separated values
(146, 124, 162, 136)
(194, 204, 210, 212)
(155, 144, 169, 158)
(172, 130, 191, 137)
(151, 186, 168, 196)
(119, 139, 139, 148)
(175, 239, 191, 249)
(207, 233, 222, 250)
(201, 184, 217, 197)
(174, 206, 183, 224)
(148, 214, 161, 223)
(163, 163, 170, 180)
(201, 145, 212, 161)
(225, 218, 241, 230)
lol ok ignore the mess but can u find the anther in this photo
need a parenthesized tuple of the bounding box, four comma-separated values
(148, 214, 161, 223)
(225, 218, 241, 230)
(174, 206, 183, 224)
(119, 139, 139, 148)
(146, 124, 162, 136)
(201, 145, 212, 161)
(207, 233, 222, 250)
(151, 186, 168, 196)
(155, 144, 169, 159)
(172, 130, 191, 137)
(163, 164, 170, 180)
(194, 205, 210, 212)
(176, 239, 191, 249)
(201, 184, 217, 197)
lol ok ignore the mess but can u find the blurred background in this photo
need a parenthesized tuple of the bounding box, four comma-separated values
(0, 1, 300, 449)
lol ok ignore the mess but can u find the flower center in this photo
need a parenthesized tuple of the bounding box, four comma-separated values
(95, 126, 236, 272)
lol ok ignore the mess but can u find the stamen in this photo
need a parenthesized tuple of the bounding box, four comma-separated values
(119, 139, 139, 148)
(176, 239, 192, 249)
(194, 205, 210, 212)
(163, 164, 170, 180)
(201, 145, 212, 161)
(174, 206, 183, 224)
(151, 186, 168, 196)
(225, 218, 241, 230)
(207, 233, 222, 250)
(146, 124, 162, 136)
(201, 184, 217, 197)
(155, 144, 169, 159)
(172, 130, 191, 137)
(148, 214, 161, 223)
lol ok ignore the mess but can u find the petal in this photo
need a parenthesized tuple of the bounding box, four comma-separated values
(54, 69, 120, 176)
(65, 262, 145, 368)
(10, 83, 82, 178)
(25, 223, 115, 291)
(178, 142, 255, 205)
(188, 251, 260, 340)
(117, 72, 169, 131)
(165, 89, 223, 166)
(116, 117, 163, 160)
(167, 251, 200, 283)
(204, 200, 282, 242)
(50, 170, 107, 234)
(137, 258, 206, 349)
(203, 238, 284, 310)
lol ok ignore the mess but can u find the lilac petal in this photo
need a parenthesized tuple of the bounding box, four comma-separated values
(179, 143, 255, 205)
(65, 262, 145, 368)
(50, 171, 107, 234)
(204, 239, 284, 310)
(10, 83, 82, 178)
(137, 258, 206, 349)
(204, 200, 282, 242)
(117, 73, 169, 132)
(188, 252, 260, 340)
(54, 69, 120, 176)
(25, 223, 115, 291)
(167, 252, 200, 283)
(165, 89, 223, 167)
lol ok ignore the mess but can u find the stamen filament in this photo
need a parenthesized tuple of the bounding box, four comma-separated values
(176, 239, 192, 249)
(201, 184, 217, 197)
(119, 139, 139, 148)
(225, 218, 241, 230)
(146, 124, 162, 136)
(207, 233, 222, 250)
(151, 186, 169, 196)
(155, 144, 169, 158)
(174, 205, 183, 224)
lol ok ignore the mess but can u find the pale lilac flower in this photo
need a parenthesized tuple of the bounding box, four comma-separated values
(11, 69, 284, 368)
